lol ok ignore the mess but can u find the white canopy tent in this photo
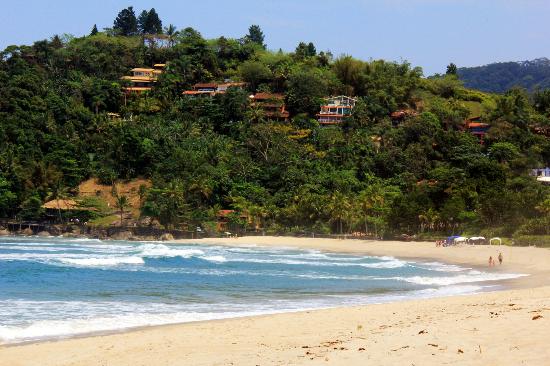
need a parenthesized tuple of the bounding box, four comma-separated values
(490, 237, 502, 245)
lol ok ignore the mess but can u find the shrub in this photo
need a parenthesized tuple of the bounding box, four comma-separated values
(514, 216, 550, 236)
(512, 235, 550, 247)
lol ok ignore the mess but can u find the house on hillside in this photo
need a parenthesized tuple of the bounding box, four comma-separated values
(531, 125, 550, 138)
(216, 210, 249, 232)
(121, 63, 166, 94)
(464, 116, 490, 144)
(530, 168, 550, 184)
(390, 109, 418, 123)
(182, 82, 246, 97)
(249, 93, 290, 121)
(317, 96, 357, 126)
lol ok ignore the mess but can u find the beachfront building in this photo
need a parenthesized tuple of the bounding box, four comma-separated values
(121, 64, 166, 94)
(464, 116, 490, 144)
(530, 168, 550, 184)
(182, 82, 246, 97)
(316, 96, 357, 126)
(216, 209, 250, 232)
(249, 93, 290, 121)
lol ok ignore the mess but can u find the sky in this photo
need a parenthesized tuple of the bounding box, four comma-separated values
(0, 0, 549, 75)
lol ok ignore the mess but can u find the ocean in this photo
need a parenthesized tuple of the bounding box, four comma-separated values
(0, 236, 526, 344)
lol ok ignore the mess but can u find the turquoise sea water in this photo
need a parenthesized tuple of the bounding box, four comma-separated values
(0, 236, 525, 344)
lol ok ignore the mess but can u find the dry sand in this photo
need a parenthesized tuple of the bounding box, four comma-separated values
(2, 236, 550, 366)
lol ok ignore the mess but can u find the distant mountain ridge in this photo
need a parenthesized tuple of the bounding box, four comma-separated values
(458, 57, 550, 93)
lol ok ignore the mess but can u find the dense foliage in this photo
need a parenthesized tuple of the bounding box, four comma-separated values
(1, 8, 549, 238)
(458, 58, 550, 93)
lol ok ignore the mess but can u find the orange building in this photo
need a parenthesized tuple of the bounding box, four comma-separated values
(317, 96, 357, 125)
(464, 116, 490, 144)
(121, 64, 165, 94)
(249, 93, 290, 121)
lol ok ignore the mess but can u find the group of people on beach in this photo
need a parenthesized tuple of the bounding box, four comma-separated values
(488, 252, 503, 267)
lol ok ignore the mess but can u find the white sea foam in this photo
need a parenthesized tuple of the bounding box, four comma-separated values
(58, 256, 145, 266)
(413, 262, 469, 272)
(214, 255, 407, 268)
(0, 283, 491, 345)
(201, 255, 227, 263)
(359, 259, 406, 269)
(137, 244, 205, 258)
(71, 238, 103, 243)
(0, 312, 251, 344)
(384, 271, 527, 286)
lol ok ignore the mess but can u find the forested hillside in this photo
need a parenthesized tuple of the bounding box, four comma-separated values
(458, 58, 550, 93)
(1, 7, 550, 239)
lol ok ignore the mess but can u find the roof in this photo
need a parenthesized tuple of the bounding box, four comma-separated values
(194, 82, 218, 89)
(323, 95, 357, 106)
(251, 93, 285, 101)
(124, 87, 153, 92)
(218, 82, 246, 89)
(121, 76, 156, 82)
(153, 63, 166, 68)
(467, 122, 489, 128)
(217, 209, 235, 217)
(320, 105, 354, 108)
(466, 116, 482, 122)
(183, 90, 216, 95)
(42, 199, 97, 211)
(131, 68, 155, 72)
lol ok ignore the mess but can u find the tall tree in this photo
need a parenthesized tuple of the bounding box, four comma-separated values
(113, 6, 138, 36)
(90, 24, 99, 36)
(246, 25, 265, 48)
(138, 8, 163, 34)
(446, 62, 458, 75)
(294, 42, 317, 59)
(115, 195, 129, 226)
(138, 10, 149, 34)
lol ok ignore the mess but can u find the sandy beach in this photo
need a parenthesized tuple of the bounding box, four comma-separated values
(2, 237, 550, 366)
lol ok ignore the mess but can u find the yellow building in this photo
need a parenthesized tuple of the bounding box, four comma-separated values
(121, 64, 166, 94)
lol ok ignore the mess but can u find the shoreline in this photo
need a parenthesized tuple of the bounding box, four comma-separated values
(2, 236, 550, 365)
(174, 236, 547, 288)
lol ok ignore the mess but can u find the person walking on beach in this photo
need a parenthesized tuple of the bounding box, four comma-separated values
(488, 256, 493, 267)
(498, 252, 503, 265)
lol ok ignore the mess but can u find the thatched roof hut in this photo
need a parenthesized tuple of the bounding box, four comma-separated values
(42, 199, 96, 211)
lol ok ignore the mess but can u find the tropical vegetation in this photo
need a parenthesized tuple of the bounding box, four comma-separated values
(1, 6, 549, 239)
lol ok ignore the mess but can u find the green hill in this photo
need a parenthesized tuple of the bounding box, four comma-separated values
(458, 58, 550, 93)
(1, 6, 549, 239)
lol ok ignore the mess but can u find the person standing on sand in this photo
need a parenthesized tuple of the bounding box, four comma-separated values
(498, 252, 503, 265)
(489, 256, 493, 267)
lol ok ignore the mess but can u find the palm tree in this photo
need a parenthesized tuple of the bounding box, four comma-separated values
(357, 190, 375, 235)
(188, 177, 213, 205)
(115, 195, 129, 226)
(164, 24, 179, 47)
(48, 181, 69, 224)
(327, 191, 351, 235)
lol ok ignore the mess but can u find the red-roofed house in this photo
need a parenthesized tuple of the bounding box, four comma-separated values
(249, 93, 290, 121)
(465, 116, 490, 144)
